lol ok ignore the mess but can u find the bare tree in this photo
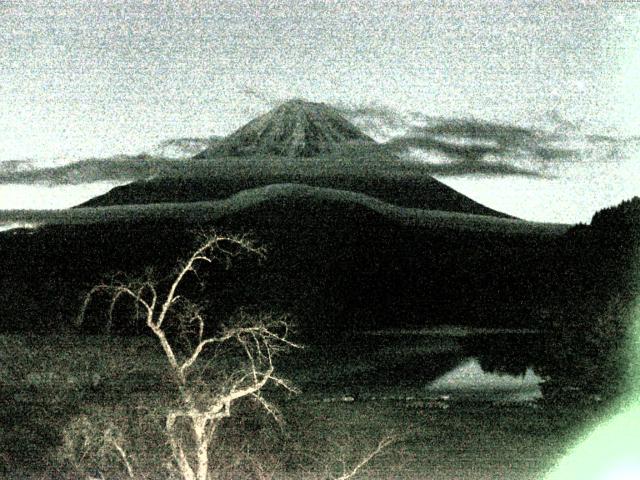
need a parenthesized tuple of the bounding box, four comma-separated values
(76, 232, 394, 480)
(78, 233, 301, 480)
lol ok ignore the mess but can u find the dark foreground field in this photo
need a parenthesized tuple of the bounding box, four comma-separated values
(0, 334, 607, 480)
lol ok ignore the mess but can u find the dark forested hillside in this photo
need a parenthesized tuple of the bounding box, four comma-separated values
(0, 191, 636, 400)
(1, 186, 554, 335)
(538, 197, 640, 399)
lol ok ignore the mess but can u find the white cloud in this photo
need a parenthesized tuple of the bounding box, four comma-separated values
(429, 135, 500, 149)
(400, 148, 454, 166)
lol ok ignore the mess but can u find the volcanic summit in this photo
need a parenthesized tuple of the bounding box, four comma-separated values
(194, 99, 376, 158)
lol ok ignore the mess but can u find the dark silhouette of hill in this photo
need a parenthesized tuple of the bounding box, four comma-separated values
(591, 196, 640, 231)
(194, 99, 375, 158)
(537, 196, 640, 399)
(0, 184, 564, 335)
(2, 184, 564, 235)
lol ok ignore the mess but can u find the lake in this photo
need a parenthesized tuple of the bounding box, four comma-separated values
(290, 327, 547, 404)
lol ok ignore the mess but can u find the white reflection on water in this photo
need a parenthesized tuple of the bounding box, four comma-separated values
(429, 358, 543, 401)
(0, 182, 126, 210)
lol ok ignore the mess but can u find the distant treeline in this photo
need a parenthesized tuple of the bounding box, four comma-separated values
(591, 196, 640, 231)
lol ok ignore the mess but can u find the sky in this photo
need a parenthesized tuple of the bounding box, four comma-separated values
(1, 0, 639, 221)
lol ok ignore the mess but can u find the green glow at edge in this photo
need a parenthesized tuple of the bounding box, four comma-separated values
(546, 295, 640, 479)
(545, 405, 640, 479)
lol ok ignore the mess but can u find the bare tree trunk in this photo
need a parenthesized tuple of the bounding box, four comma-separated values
(193, 416, 210, 480)
(167, 414, 196, 480)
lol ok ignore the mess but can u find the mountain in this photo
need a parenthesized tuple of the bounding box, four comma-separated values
(193, 99, 376, 158)
(77, 99, 511, 218)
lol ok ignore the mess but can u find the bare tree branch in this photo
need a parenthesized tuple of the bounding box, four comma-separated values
(166, 413, 196, 480)
(332, 436, 396, 480)
(104, 429, 134, 479)
(251, 392, 283, 425)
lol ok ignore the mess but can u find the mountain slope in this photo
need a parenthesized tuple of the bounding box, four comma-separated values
(194, 99, 375, 158)
(76, 154, 511, 217)
(6, 183, 566, 235)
